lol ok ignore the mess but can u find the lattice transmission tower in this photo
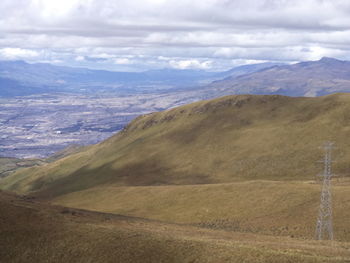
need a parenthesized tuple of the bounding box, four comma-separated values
(315, 142, 335, 240)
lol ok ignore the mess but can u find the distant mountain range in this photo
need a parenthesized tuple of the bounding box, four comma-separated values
(0, 60, 280, 97)
(206, 57, 350, 97)
(3, 57, 350, 98)
(3, 57, 350, 160)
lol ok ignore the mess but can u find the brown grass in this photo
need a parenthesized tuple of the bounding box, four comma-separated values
(51, 179, 350, 242)
(3, 94, 350, 261)
(1, 191, 350, 263)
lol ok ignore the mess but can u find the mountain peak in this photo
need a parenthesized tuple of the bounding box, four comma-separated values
(319, 57, 342, 63)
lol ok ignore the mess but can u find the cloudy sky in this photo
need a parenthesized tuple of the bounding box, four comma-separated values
(1, 0, 350, 71)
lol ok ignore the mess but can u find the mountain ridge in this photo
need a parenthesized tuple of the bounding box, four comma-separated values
(3, 57, 350, 98)
(3, 92, 350, 198)
(207, 57, 350, 97)
(0, 60, 280, 96)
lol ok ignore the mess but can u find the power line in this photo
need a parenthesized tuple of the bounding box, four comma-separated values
(315, 141, 335, 241)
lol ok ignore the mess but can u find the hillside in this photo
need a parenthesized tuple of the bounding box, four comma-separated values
(208, 57, 350, 97)
(3, 93, 350, 241)
(0, 157, 45, 178)
(0, 145, 86, 178)
(52, 179, 350, 241)
(2, 190, 349, 263)
(3, 93, 350, 195)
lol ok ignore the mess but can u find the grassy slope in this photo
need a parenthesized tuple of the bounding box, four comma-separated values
(1, 190, 350, 263)
(3, 93, 350, 197)
(0, 145, 86, 178)
(53, 179, 350, 242)
(0, 157, 45, 178)
(2, 93, 350, 243)
(45, 144, 87, 162)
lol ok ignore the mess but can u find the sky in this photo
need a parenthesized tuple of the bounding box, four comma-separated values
(1, 0, 350, 71)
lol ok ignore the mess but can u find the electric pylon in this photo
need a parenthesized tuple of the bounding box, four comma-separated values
(315, 142, 334, 240)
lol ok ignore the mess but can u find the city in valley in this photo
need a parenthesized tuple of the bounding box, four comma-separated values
(0, 91, 201, 158)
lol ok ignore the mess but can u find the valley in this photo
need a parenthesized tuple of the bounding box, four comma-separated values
(0, 91, 202, 158)
(3, 57, 350, 159)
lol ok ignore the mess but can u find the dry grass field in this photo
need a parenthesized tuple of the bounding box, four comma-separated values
(2, 93, 350, 261)
(1, 190, 350, 263)
(52, 179, 350, 241)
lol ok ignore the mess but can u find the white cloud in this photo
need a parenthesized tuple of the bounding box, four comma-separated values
(75, 55, 85, 61)
(158, 56, 171, 61)
(1, 0, 350, 70)
(114, 58, 132, 64)
(0, 48, 39, 60)
(169, 59, 212, 69)
(90, 53, 115, 59)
